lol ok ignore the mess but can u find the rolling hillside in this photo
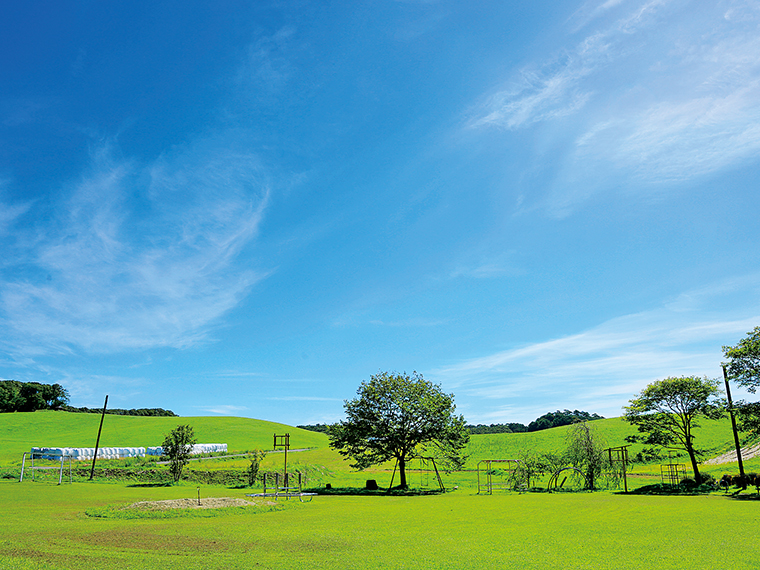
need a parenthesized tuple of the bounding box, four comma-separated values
(0, 410, 328, 465)
(0, 411, 748, 480)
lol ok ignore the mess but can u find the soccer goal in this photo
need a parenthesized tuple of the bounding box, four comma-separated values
(20, 451, 72, 485)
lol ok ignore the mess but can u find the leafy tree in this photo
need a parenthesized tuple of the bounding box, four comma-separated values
(246, 450, 267, 486)
(723, 327, 760, 438)
(328, 371, 469, 489)
(624, 376, 723, 484)
(0, 380, 69, 412)
(565, 421, 607, 490)
(515, 449, 567, 489)
(735, 402, 760, 438)
(162, 425, 197, 483)
(723, 326, 760, 392)
(40, 383, 69, 409)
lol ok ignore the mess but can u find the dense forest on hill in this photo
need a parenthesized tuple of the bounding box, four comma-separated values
(0, 380, 69, 412)
(299, 409, 604, 435)
(0, 380, 175, 416)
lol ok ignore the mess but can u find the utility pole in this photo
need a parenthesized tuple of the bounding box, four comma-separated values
(89, 395, 108, 481)
(722, 366, 746, 488)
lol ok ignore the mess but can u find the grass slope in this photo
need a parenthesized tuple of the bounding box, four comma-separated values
(1, 412, 754, 486)
(466, 416, 741, 467)
(0, 411, 328, 466)
(1, 480, 758, 569)
(2, 411, 760, 568)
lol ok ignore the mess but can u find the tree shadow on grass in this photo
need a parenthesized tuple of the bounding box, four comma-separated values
(727, 492, 760, 501)
(126, 482, 173, 488)
(621, 483, 716, 496)
(303, 486, 445, 496)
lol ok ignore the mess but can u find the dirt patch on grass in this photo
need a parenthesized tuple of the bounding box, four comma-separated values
(125, 497, 275, 511)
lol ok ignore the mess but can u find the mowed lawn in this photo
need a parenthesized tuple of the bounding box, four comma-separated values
(1, 480, 758, 570)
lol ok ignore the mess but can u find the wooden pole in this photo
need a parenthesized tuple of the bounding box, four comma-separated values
(89, 395, 108, 480)
(722, 366, 746, 488)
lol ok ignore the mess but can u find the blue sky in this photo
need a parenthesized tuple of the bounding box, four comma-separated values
(2, 0, 759, 426)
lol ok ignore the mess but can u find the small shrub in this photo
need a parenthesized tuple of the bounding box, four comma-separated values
(680, 477, 697, 489)
(246, 450, 266, 486)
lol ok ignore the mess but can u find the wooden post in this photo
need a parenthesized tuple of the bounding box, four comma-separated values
(723, 366, 747, 488)
(89, 395, 108, 481)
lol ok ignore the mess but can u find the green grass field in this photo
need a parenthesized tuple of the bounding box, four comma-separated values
(1, 411, 758, 569)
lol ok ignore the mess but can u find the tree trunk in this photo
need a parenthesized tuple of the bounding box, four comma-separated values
(398, 457, 407, 489)
(686, 446, 701, 484)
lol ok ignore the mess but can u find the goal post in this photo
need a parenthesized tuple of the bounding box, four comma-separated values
(20, 451, 72, 485)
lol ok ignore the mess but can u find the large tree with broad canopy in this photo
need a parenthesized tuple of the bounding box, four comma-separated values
(328, 371, 469, 489)
(624, 376, 723, 484)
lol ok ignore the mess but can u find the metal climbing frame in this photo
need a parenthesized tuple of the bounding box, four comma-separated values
(661, 463, 686, 486)
(19, 452, 72, 485)
(477, 459, 523, 494)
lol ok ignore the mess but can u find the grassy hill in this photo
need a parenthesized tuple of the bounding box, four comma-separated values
(466, 416, 741, 467)
(0, 410, 328, 465)
(0, 411, 753, 487)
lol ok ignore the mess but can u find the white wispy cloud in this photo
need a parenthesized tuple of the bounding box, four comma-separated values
(201, 405, 249, 415)
(468, 0, 666, 131)
(369, 317, 448, 327)
(469, 0, 760, 206)
(433, 275, 760, 422)
(0, 138, 269, 356)
(266, 396, 343, 402)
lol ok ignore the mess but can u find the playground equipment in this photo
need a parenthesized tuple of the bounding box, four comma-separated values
(20, 451, 72, 485)
(247, 433, 315, 502)
(661, 462, 686, 486)
(477, 459, 524, 494)
(606, 444, 631, 492)
(548, 467, 588, 491)
(388, 456, 445, 491)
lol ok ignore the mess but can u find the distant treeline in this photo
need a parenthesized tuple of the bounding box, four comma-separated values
(1, 380, 176, 416)
(299, 410, 603, 435)
(61, 406, 178, 417)
(468, 410, 604, 434)
(0, 380, 69, 412)
(297, 423, 330, 433)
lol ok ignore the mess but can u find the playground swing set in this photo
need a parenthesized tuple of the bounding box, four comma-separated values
(387, 456, 445, 492)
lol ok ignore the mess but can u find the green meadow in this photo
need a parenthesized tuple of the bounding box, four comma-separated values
(1, 411, 758, 569)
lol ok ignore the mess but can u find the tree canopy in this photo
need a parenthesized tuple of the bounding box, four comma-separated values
(162, 424, 197, 483)
(565, 421, 607, 490)
(624, 376, 723, 484)
(328, 371, 469, 489)
(723, 326, 760, 392)
(0, 380, 69, 413)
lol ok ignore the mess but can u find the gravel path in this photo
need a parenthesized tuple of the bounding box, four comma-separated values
(705, 443, 760, 465)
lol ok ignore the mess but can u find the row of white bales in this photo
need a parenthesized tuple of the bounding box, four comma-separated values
(31, 443, 227, 460)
